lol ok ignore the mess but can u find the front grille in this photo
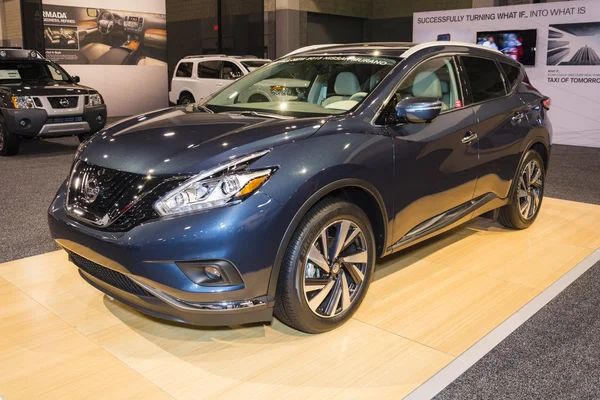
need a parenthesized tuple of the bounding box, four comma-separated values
(105, 179, 183, 232)
(48, 96, 78, 109)
(33, 97, 43, 107)
(67, 160, 185, 232)
(46, 116, 83, 124)
(69, 252, 154, 297)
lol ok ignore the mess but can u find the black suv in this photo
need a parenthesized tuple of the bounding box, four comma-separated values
(0, 48, 107, 156)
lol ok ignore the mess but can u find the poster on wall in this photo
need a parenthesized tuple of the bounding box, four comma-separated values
(413, 0, 600, 147)
(41, 2, 168, 117)
(42, 5, 166, 65)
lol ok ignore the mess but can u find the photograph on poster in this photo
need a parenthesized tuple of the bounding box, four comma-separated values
(44, 25, 79, 50)
(43, 5, 166, 66)
(547, 22, 600, 65)
(476, 29, 537, 65)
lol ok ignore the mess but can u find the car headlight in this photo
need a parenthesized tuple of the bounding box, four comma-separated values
(11, 96, 36, 109)
(88, 94, 103, 107)
(154, 149, 274, 217)
(270, 85, 304, 97)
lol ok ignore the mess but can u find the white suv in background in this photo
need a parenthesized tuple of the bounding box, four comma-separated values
(169, 55, 271, 105)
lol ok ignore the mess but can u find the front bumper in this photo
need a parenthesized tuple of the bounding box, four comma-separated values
(48, 183, 286, 326)
(1, 104, 107, 138)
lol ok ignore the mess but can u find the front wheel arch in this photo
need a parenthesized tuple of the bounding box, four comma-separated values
(267, 179, 388, 299)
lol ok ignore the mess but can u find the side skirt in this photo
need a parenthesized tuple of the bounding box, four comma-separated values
(387, 193, 501, 254)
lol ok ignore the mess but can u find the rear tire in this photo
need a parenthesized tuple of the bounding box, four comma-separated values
(0, 116, 19, 156)
(497, 149, 545, 229)
(274, 197, 376, 333)
(179, 92, 195, 105)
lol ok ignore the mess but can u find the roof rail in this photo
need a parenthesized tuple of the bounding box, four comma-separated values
(183, 54, 227, 59)
(401, 41, 503, 59)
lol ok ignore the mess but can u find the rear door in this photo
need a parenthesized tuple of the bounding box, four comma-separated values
(217, 61, 244, 89)
(384, 55, 480, 247)
(460, 56, 532, 200)
(171, 61, 194, 103)
(196, 60, 223, 99)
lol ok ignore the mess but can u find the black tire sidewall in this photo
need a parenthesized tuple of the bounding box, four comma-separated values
(283, 200, 376, 333)
(0, 116, 18, 156)
(179, 93, 194, 105)
(513, 150, 545, 227)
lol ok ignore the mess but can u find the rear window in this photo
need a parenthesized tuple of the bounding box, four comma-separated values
(461, 56, 506, 103)
(500, 62, 521, 91)
(176, 62, 193, 78)
(198, 61, 221, 79)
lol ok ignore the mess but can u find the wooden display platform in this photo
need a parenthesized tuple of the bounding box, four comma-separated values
(1, 197, 599, 399)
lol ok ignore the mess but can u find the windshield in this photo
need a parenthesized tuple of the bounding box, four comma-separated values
(0, 60, 71, 82)
(241, 60, 270, 72)
(206, 55, 398, 117)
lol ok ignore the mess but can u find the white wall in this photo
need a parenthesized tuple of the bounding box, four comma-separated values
(414, 0, 600, 148)
(42, 0, 167, 117)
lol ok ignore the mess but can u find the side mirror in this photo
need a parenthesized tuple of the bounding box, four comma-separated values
(72, 76, 81, 83)
(395, 97, 443, 123)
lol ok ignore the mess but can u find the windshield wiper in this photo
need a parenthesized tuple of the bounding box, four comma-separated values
(227, 110, 293, 120)
(185, 103, 214, 113)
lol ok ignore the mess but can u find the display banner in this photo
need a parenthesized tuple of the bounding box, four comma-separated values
(41, 1, 167, 117)
(413, 0, 600, 147)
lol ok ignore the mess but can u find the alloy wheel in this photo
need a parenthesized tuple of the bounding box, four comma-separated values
(303, 219, 369, 318)
(517, 159, 543, 220)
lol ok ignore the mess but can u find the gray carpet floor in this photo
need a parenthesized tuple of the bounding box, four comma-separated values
(0, 136, 79, 263)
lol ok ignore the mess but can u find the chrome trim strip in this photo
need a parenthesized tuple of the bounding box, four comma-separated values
(128, 276, 266, 312)
(39, 121, 90, 135)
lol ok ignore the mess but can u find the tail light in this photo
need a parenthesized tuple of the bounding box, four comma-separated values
(542, 97, 551, 110)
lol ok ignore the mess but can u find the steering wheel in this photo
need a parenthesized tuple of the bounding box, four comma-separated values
(97, 11, 115, 35)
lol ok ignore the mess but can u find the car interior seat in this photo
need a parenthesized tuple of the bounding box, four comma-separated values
(80, 42, 112, 64)
(411, 71, 448, 110)
(322, 72, 361, 107)
(440, 80, 451, 108)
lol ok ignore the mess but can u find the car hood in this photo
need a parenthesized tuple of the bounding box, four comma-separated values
(78, 107, 327, 175)
(0, 80, 96, 95)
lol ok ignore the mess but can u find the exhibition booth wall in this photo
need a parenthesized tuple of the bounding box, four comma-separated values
(414, 0, 600, 148)
(41, 0, 168, 117)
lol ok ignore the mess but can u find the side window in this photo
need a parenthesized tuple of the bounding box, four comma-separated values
(198, 61, 221, 79)
(500, 62, 521, 92)
(394, 56, 462, 111)
(222, 62, 243, 80)
(176, 62, 193, 78)
(461, 56, 506, 103)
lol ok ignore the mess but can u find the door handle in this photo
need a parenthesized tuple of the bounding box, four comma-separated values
(461, 131, 478, 145)
(512, 112, 525, 123)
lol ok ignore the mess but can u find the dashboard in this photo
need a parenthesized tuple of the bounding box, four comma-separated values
(123, 16, 144, 33)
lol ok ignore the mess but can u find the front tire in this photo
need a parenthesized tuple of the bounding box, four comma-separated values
(498, 149, 545, 229)
(0, 116, 19, 156)
(274, 197, 376, 333)
(179, 92, 195, 105)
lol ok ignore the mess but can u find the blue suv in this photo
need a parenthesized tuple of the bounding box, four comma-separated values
(48, 42, 551, 333)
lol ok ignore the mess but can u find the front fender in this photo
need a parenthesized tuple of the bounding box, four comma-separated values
(249, 132, 394, 298)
